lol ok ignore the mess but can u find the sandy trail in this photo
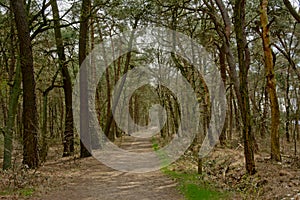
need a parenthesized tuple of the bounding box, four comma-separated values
(40, 136, 184, 200)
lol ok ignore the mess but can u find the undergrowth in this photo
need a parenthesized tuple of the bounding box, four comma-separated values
(0, 158, 53, 199)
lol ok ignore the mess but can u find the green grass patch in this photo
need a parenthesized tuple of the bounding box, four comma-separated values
(162, 168, 229, 200)
(19, 188, 34, 196)
(152, 143, 159, 151)
(151, 137, 229, 199)
(151, 136, 233, 199)
(183, 184, 225, 200)
(0, 187, 34, 197)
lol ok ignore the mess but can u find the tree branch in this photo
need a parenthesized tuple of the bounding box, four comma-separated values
(273, 43, 300, 80)
(0, 2, 10, 10)
(30, 21, 80, 40)
(29, 0, 51, 25)
(283, 0, 300, 23)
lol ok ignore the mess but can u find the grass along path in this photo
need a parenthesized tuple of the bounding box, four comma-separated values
(151, 137, 230, 200)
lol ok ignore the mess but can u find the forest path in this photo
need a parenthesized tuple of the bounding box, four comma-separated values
(39, 136, 184, 200)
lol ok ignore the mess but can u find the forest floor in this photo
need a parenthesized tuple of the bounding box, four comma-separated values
(1, 136, 185, 200)
(1, 134, 300, 199)
(165, 137, 300, 200)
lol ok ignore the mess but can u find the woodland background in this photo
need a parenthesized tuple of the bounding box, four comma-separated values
(0, 0, 300, 199)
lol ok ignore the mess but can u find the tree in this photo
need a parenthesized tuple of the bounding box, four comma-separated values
(260, 0, 282, 161)
(214, 0, 256, 174)
(51, 0, 74, 157)
(219, 44, 228, 146)
(233, 0, 256, 174)
(2, 13, 21, 169)
(79, 0, 92, 158)
(10, 0, 39, 168)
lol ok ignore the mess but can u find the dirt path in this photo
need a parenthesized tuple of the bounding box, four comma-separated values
(38, 136, 185, 200)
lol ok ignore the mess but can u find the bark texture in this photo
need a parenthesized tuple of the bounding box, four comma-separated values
(11, 0, 39, 168)
(260, 0, 281, 161)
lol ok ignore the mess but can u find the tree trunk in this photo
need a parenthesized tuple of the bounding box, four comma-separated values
(219, 44, 227, 145)
(234, 0, 256, 174)
(3, 64, 21, 170)
(11, 0, 39, 168)
(98, 26, 114, 141)
(40, 92, 48, 163)
(103, 18, 139, 137)
(79, 0, 92, 158)
(229, 85, 233, 140)
(40, 70, 60, 162)
(285, 65, 290, 142)
(134, 94, 139, 132)
(216, 0, 255, 174)
(2, 14, 20, 170)
(261, 85, 268, 138)
(51, 0, 74, 157)
(260, 0, 282, 162)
